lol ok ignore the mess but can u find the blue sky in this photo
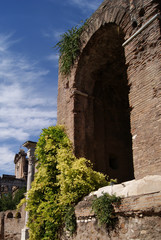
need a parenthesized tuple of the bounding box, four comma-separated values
(0, 0, 103, 176)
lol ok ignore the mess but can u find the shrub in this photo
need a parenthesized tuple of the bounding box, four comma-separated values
(14, 187, 26, 206)
(26, 125, 108, 240)
(0, 187, 26, 211)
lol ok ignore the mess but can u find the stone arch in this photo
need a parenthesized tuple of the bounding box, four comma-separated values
(7, 212, 13, 219)
(15, 212, 21, 219)
(74, 23, 134, 183)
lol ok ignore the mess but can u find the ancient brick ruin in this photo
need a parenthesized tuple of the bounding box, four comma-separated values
(0, 140, 37, 240)
(14, 149, 28, 181)
(0, 175, 26, 198)
(57, 0, 161, 183)
(0, 150, 28, 240)
(72, 181, 161, 240)
(0, 150, 27, 198)
(57, 0, 161, 239)
(0, 206, 25, 240)
(1, 0, 161, 239)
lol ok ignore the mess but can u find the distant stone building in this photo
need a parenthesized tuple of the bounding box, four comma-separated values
(0, 143, 36, 240)
(0, 175, 26, 197)
(14, 149, 28, 181)
(0, 204, 25, 240)
(0, 149, 27, 197)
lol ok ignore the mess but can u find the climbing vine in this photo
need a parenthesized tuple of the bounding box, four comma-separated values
(54, 22, 86, 76)
(26, 125, 109, 240)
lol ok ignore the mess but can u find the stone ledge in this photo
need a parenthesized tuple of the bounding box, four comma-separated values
(75, 186, 161, 219)
(89, 175, 161, 198)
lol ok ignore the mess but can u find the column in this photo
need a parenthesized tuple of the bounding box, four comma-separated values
(21, 141, 36, 240)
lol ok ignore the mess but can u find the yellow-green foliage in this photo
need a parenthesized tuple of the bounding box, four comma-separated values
(26, 125, 108, 240)
(57, 149, 107, 205)
(17, 197, 26, 210)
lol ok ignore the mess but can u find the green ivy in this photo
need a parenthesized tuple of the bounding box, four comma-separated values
(54, 22, 86, 76)
(26, 125, 109, 240)
(92, 193, 121, 228)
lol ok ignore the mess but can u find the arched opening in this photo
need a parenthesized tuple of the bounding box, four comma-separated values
(74, 23, 134, 183)
(7, 212, 13, 218)
(15, 212, 21, 218)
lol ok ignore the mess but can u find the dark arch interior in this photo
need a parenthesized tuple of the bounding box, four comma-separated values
(7, 212, 13, 218)
(74, 23, 134, 183)
(16, 212, 21, 218)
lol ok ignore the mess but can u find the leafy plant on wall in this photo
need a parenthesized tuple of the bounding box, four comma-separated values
(54, 22, 86, 76)
(26, 125, 109, 240)
(92, 193, 121, 228)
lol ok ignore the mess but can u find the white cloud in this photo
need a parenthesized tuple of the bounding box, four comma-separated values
(0, 81, 57, 142)
(0, 82, 57, 108)
(0, 105, 57, 139)
(42, 29, 64, 41)
(69, 0, 102, 11)
(0, 107, 56, 119)
(0, 146, 15, 164)
(0, 128, 29, 141)
(0, 33, 57, 173)
(0, 83, 23, 105)
(47, 0, 102, 12)
(0, 33, 14, 52)
(0, 35, 49, 84)
(0, 56, 49, 83)
(46, 54, 59, 61)
(0, 146, 15, 175)
(53, 30, 64, 40)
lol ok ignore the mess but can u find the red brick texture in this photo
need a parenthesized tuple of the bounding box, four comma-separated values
(57, 0, 161, 181)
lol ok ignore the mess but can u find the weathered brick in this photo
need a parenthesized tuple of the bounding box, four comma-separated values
(57, 0, 161, 182)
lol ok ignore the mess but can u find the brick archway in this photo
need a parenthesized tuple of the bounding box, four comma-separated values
(74, 23, 134, 183)
(57, 0, 161, 181)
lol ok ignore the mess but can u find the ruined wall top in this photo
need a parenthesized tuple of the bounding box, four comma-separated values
(79, 0, 160, 50)
(14, 149, 28, 180)
(14, 149, 27, 164)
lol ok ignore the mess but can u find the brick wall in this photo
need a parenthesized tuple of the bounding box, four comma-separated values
(57, 0, 161, 180)
(60, 191, 161, 240)
(124, 0, 161, 179)
(0, 205, 25, 240)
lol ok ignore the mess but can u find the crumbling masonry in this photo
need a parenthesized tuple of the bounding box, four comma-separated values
(57, 0, 161, 239)
(57, 0, 161, 183)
